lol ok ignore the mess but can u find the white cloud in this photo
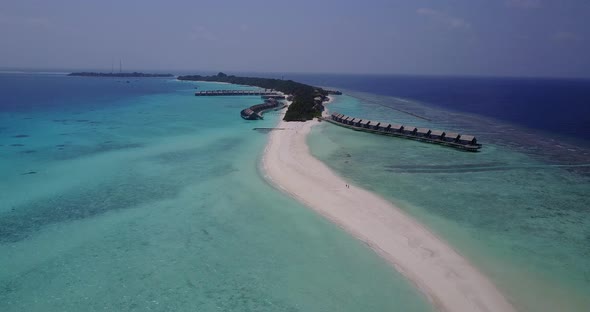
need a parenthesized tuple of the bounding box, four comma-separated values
(416, 8, 471, 30)
(505, 0, 541, 9)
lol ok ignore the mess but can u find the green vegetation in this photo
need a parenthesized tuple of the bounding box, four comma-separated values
(177, 72, 328, 121)
(69, 72, 174, 78)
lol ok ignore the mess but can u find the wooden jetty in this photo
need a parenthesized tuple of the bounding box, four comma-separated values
(324, 112, 482, 152)
(261, 94, 286, 100)
(195, 90, 283, 97)
(241, 99, 287, 120)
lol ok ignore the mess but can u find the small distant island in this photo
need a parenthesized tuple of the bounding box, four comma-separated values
(178, 72, 330, 121)
(68, 72, 174, 78)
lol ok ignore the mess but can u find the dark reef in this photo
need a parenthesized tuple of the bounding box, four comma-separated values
(0, 138, 240, 243)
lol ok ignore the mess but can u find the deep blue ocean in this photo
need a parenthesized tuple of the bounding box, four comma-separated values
(256, 73, 590, 143)
(0, 73, 174, 112)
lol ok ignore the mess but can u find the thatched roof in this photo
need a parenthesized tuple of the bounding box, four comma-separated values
(445, 132, 460, 139)
(417, 128, 431, 135)
(460, 134, 476, 141)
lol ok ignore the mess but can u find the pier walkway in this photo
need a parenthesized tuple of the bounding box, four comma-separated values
(195, 90, 284, 98)
(324, 112, 482, 152)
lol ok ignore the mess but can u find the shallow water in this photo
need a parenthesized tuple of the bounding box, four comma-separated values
(0, 74, 432, 311)
(309, 94, 590, 311)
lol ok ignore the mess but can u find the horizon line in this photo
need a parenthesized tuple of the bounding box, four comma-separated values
(1, 67, 589, 80)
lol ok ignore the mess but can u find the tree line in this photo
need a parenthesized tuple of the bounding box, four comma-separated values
(177, 72, 328, 121)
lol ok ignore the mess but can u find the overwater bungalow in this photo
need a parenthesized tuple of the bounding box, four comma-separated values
(378, 123, 391, 131)
(459, 134, 477, 145)
(390, 124, 404, 133)
(262, 94, 286, 100)
(444, 132, 460, 143)
(196, 89, 284, 97)
(326, 112, 481, 151)
(417, 128, 431, 137)
(241, 108, 261, 120)
(430, 130, 445, 140)
(406, 126, 418, 135)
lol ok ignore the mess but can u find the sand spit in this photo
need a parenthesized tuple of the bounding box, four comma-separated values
(261, 109, 515, 312)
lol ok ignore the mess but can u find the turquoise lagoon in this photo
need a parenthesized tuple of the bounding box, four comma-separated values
(0, 74, 432, 311)
(309, 93, 590, 312)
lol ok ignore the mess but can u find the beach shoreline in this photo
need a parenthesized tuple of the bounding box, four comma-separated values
(261, 101, 516, 312)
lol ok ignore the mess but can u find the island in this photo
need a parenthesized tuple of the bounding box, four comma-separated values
(177, 72, 329, 121)
(68, 72, 174, 78)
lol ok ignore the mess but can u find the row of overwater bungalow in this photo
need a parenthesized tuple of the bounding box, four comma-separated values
(195, 90, 281, 96)
(261, 94, 286, 100)
(240, 99, 286, 120)
(327, 112, 481, 151)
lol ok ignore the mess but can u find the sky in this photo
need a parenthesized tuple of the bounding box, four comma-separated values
(0, 0, 589, 78)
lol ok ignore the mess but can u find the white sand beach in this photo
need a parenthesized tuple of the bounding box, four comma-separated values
(262, 105, 516, 312)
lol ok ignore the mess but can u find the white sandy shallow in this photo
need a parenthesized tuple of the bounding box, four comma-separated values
(261, 104, 516, 312)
